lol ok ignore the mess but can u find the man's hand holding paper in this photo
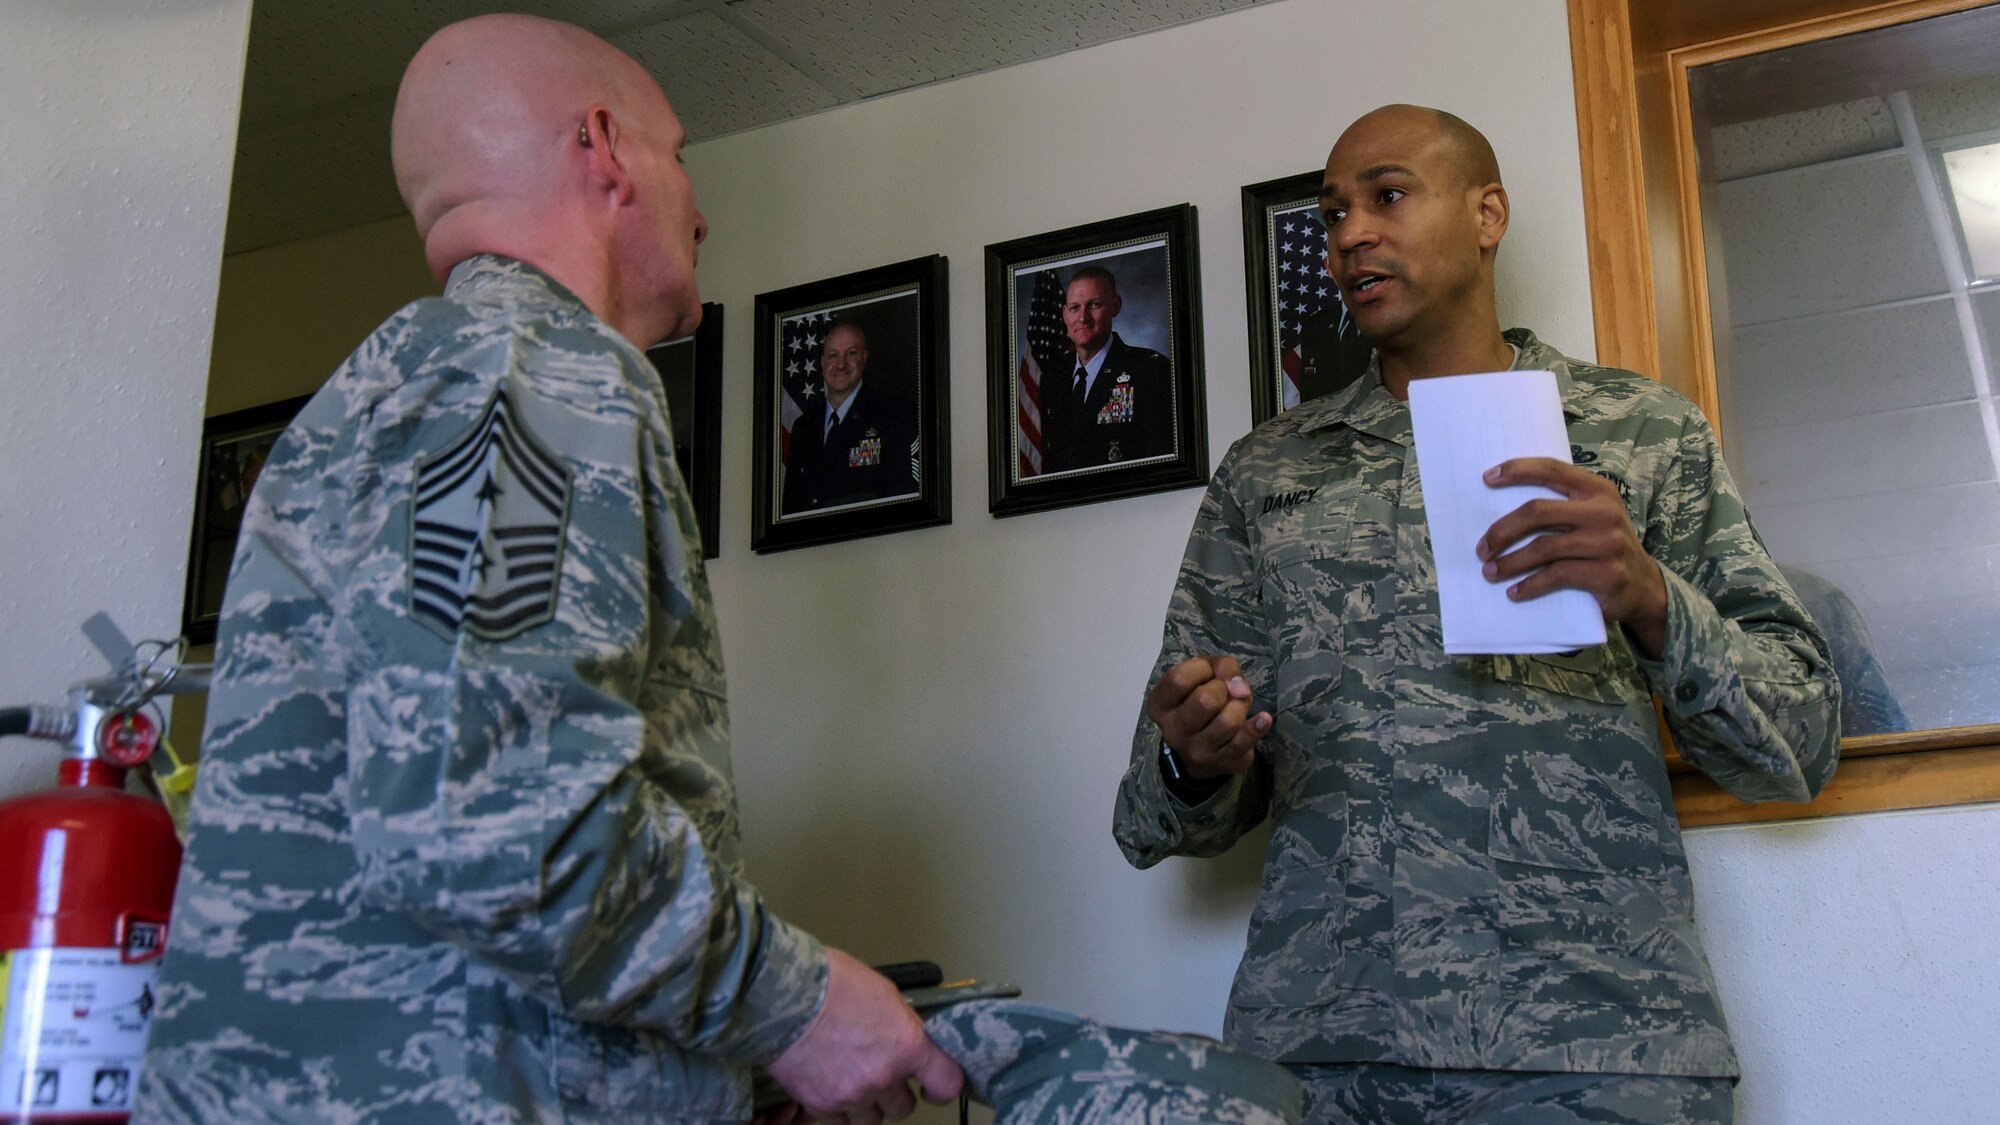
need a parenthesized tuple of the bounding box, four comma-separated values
(1407, 369, 1611, 655)
(1476, 456, 1669, 657)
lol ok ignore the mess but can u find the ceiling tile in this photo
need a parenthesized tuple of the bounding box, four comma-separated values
(243, 0, 694, 127)
(1910, 74, 2000, 142)
(613, 11, 840, 142)
(1713, 155, 1947, 327)
(729, 0, 1262, 99)
(1708, 97, 1899, 182)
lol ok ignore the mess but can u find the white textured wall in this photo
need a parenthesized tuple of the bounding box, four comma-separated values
(0, 0, 254, 801)
(1687, 806, 2000, 1123)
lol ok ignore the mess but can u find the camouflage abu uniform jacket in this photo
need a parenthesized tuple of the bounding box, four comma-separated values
(137, 257, 827, 1123)
(1113, 329, 1839, 1078)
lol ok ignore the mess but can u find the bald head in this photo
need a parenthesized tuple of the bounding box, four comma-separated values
(393, 15, 654, 238)
(1317, 104, 1511, 379)
(822, 322, 869, 404)
(391, 15, 709, 347)
(1332, 104, 1501, 192)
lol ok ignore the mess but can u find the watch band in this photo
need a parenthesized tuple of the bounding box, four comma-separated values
(1158, 742, 1227, 799)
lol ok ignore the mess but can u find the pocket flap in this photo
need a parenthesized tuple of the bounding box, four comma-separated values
(1492, 643, 1636, 706)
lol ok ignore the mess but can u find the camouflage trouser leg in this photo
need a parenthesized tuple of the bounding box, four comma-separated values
(1290, 1064, 1733, 1125)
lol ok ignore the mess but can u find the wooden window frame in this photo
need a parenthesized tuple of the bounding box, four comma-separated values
(1568, 0, 2000, 826)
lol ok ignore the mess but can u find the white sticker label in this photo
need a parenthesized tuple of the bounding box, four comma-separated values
(0, 948, 157, 1115)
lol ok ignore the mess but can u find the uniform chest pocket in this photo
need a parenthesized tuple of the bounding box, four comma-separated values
(1256, 492, 1393, 712)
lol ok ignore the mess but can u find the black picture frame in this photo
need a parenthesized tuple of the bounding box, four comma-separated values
(1242, 171, 1372, 425)
(645, 302, 725, 560)
(180, 394, 313, 645)
(751, 255, 951, 553)
(984, 204, 1208, 518)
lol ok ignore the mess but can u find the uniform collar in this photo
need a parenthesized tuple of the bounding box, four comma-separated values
(1297, 327, 1584, 443)
(1075, 333, 1121, 399)
(829, 382, 865, 424)
(444, 254, 625, 342)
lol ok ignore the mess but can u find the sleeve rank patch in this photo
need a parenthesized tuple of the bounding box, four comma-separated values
(409, 388, 573, 641)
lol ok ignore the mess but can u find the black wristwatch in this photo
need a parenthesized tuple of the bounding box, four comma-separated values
(1158, 743, 1228, 801)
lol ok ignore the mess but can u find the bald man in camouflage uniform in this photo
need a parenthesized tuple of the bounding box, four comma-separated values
(135, 15, 959, 1124)
(1113, 105, 1839, 1124)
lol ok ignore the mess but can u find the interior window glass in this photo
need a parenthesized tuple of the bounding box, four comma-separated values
(1690, 5, 2000, 734)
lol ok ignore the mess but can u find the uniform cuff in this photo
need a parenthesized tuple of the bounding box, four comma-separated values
(1166, 768, 1242, 815)
(729, 913, 831, 1067)
(1632, 563, 1729, 721)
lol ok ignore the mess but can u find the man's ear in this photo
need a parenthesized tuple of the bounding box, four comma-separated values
(1475, 184, 1509, 250)
(579, 104, 634, 206)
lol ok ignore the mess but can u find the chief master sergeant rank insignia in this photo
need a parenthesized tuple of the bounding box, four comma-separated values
(410, 387, 573, 640)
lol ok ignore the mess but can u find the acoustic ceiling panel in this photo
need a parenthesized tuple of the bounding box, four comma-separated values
(730, 0, 1263, 99)
(243, 0, 690, 127)
(225, 97, 405, 254)
(1706, 98, 1899, 182)
(1910, 73, 2000, 142)
(615, 10, 841, 142)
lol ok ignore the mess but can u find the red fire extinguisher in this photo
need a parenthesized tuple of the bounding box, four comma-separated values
(0, 622, 201, 1123)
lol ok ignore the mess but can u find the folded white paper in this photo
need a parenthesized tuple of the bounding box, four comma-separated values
(1406, 369, 1607, 655)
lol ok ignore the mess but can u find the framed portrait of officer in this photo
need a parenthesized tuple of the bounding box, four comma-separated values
(984, 204, 1208, 518)
(1242, 171, 1373, 424)
(751, 255, 951, 553)
(643, 302, 724, 560)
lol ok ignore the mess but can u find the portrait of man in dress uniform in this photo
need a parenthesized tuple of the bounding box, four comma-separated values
(1039, 264, 1175, 474)
(781, 319, 920, 516)
(993, 207, 1206, 516)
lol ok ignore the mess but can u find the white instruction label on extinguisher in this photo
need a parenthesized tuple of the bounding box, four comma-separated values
(0, 947, 157, 1116)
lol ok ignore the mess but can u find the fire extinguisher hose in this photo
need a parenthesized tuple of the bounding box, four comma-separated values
(0, 704, 76, 741)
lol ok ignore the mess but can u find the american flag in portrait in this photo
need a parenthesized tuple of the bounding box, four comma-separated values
(778, 311, 833, 466)
(1271, 201, 1346, 410)
(1016, 268, 1069, 478)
